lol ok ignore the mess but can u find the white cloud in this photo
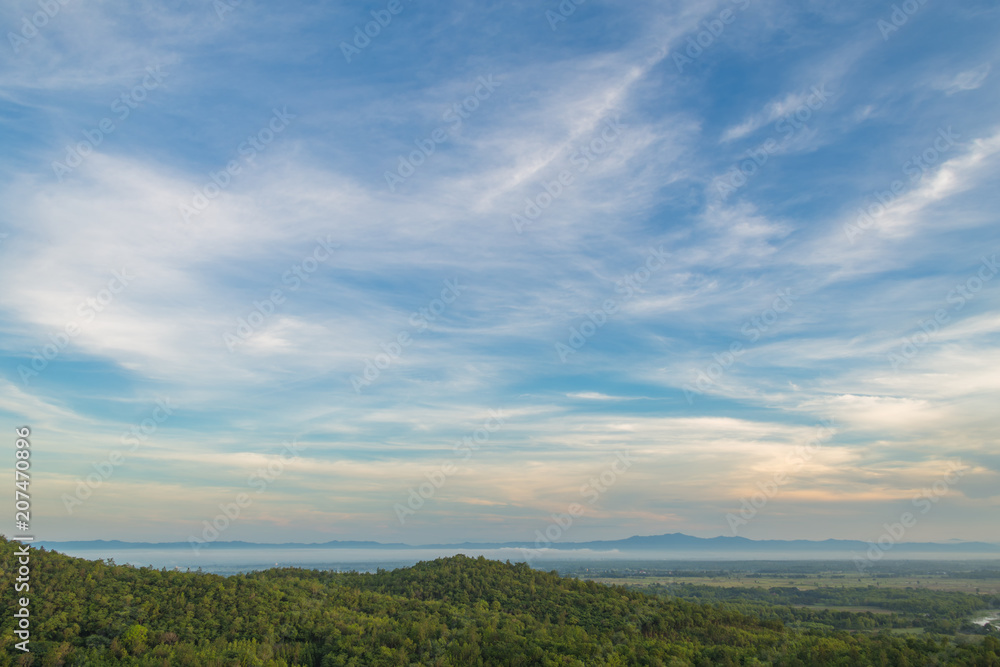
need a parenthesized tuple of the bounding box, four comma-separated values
(935, 63, 991, 95)
(720, 90, 815, 143)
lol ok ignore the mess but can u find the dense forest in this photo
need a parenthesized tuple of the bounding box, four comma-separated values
(2, 537, 999, 666)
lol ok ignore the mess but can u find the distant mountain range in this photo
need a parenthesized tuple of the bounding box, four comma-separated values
(36, 533, 1000, 554)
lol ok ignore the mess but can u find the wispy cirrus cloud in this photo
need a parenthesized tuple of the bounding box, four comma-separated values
(1, 0, 998, 544)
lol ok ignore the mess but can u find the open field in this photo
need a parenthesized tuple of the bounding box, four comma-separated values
(554, 560, 1000, 595)
(581, 573, 1000, 595)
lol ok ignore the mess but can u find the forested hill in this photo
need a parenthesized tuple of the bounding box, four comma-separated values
(2, 537, 999, 666)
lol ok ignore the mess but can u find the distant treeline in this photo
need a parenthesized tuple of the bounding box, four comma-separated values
(643, 582, 1000, 636)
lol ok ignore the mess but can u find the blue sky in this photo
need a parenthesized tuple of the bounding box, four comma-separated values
(1, 0, 999, 546)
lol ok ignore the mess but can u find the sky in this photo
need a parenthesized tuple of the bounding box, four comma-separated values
(1, 0, 999, 547)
